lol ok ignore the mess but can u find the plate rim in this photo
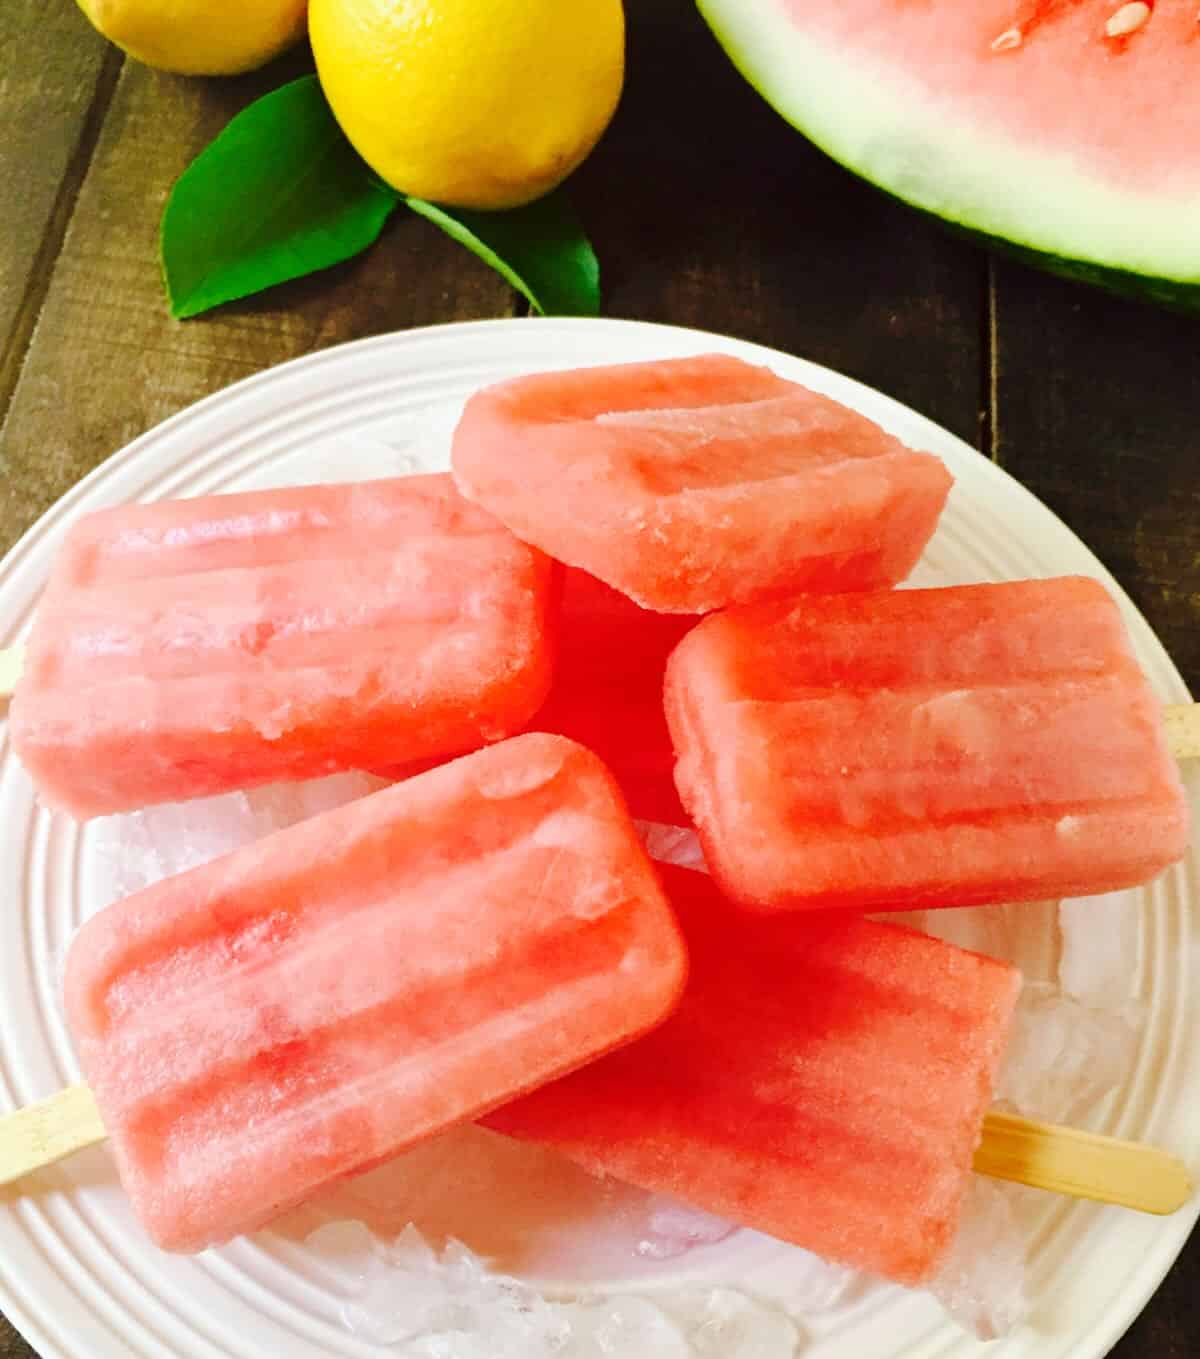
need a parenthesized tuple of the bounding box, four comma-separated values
(0, 314, 1194, 1359)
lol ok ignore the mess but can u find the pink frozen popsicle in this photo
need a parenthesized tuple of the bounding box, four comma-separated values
(10, 474, 554, 818)
(664, 577, 1190, 912)
(524, 566, 698, 822)
(64, 734, 687, 1251)
(487, 863, 1020, 1285)
(451, 354, 953, 613)
(370, 566, 698, 822)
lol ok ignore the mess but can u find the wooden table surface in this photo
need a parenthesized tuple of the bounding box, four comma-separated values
(2, 0, 1197, 1354)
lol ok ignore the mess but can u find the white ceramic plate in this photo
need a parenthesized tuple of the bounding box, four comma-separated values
(0, 318, 1196, 1359)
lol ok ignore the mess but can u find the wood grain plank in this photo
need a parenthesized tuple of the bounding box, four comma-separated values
(0, 50, 514, 556)
(0, 1, 117, 419)
(992, 259, 1200, 692)
(0, 1318, 31, 1359)
(992, 258, 1200, 1359)
(1111, 1241, 1200, 1359)
(574, 0, 987, 447)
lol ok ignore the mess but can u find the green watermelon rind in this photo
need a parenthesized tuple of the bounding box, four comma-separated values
(946, 226, 1200, 314)
(696, 0, 1200, 312)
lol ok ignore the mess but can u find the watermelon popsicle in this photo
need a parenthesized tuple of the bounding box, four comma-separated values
(0, 765, 1188, 1253)
(372, 566, 699, 821)
(451, 354, 953, 613)
(487, 864, 1022, 1285)
(665, 577, 1192, 913)
(8, 474, 554, 819)
(532, 568, 698, 821)
(54, 734, 686, 1251)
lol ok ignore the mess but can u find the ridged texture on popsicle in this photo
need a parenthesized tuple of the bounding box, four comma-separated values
(451, 354, 953, 613)
(665, 577, 1190, 912)
(373, 567, 699, 822)
(487, 863, 1020, 1286)
(64, 734, 687, 1251)
(11, 474, 554, 818)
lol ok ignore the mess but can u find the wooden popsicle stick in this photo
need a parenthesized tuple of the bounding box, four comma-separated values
(0, 1084, 1191, 1218)
(975, 1111, 1192, 1215)
(0, 644, 23, 702)
(1163, 704, 1200, 761)
(0, 1084, 105, 1183)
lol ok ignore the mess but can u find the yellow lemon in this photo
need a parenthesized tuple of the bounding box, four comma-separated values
(310, 0, 625, 210)
(76, 0, 308, 75)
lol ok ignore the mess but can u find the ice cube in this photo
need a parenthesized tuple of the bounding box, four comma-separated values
(560, 1296, 692, 1358)
(659, 1289, 803, 1358)
(339, 1225, 451, 1345)
(995, 981, 1139, 1124)
(928, 1178, 1028, 1340)
(634, 1201, 735, 1259)
(887, 899, 1060, 977)
(635, 821, 707, 872)
(307, 1222, 807, 1357)
(302, 1220, 380, 1295)
(1059, 889, 1141, 1005)
(91, 772, 387, 910)
(245, 770, 389, 832)
(92, 794, 253, 904)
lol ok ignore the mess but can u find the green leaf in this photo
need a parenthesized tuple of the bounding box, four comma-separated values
(161, 73, 601, 318)
(162, 75, 398, 319)
(406, 191, 600, 317)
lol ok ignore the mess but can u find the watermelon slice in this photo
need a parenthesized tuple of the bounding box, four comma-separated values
(697, 0, 1200, 306)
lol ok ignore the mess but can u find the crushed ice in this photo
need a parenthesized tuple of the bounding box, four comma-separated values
(1059, 888, 1142, 1007)
(89, 771, 388, 908)
(928, 1180, 1027, 1341)
(997, 982, 1139, 1125)
(633, 820, 707, 872)
(304, 1222, 799, 1358)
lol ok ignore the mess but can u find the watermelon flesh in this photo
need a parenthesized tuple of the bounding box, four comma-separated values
(11, 474, 554, 818)
(64, 734, 687, 1251)
(699, 0, 1200, 302)
(665, 577, 1190, 912)
(452, 355, 952, 613)
(486, 863, 1021, 1287)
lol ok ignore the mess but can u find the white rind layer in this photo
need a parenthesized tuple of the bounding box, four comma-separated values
(698, 0, 1200, 286)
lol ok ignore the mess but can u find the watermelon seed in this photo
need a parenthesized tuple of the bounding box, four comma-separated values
(989, 27, 1023, 52)
(1104, 2, 1150, 37)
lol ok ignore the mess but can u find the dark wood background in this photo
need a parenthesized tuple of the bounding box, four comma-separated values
(1, 0, 1196, 1354)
